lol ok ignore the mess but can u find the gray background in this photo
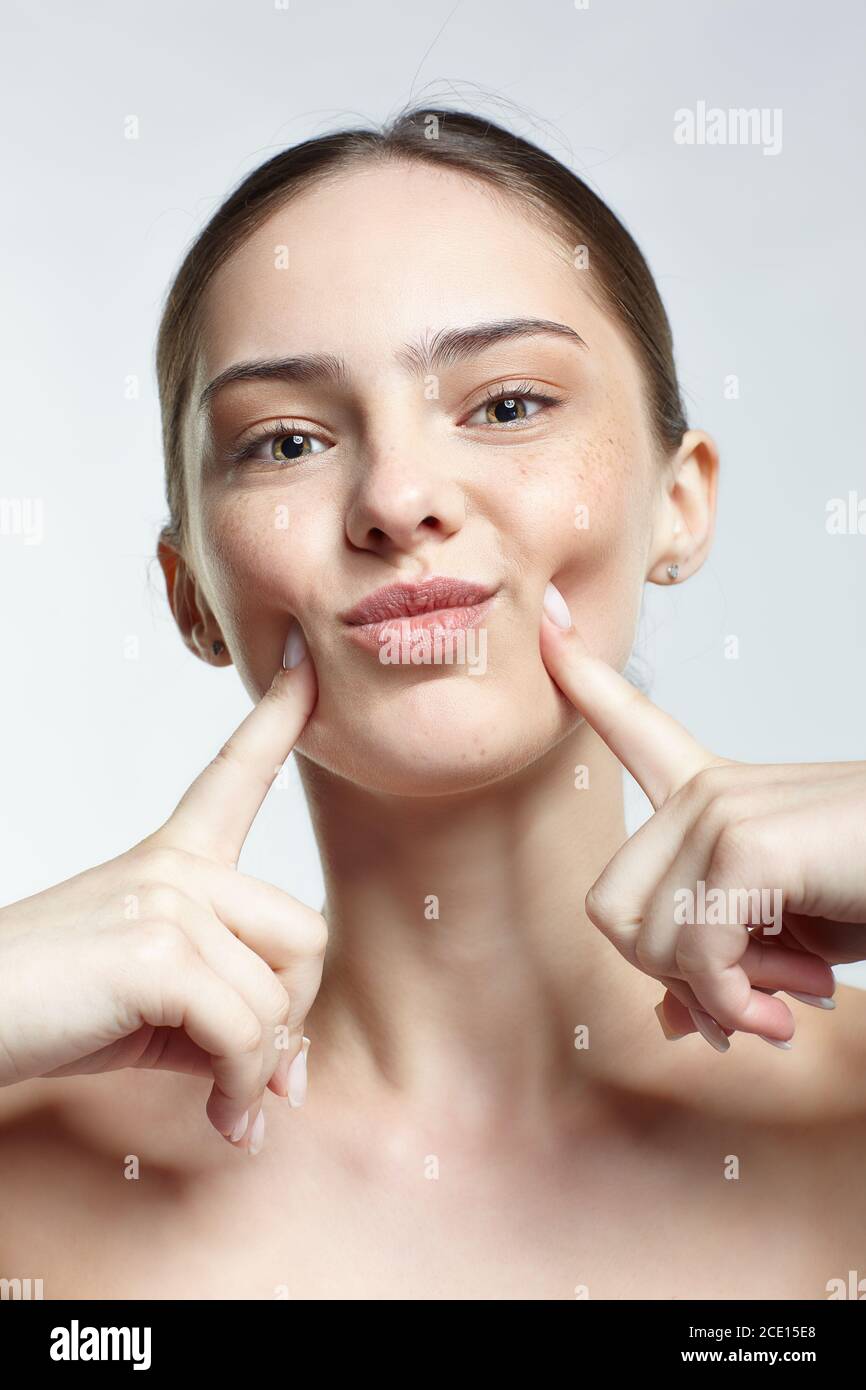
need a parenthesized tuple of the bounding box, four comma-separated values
(1, 0, 863, 983)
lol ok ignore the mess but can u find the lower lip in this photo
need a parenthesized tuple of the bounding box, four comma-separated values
(344, 596, 496, 653)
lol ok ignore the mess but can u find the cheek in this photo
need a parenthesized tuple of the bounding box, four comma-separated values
(504, 433, 650, 669)
(196, 494, 329, 685)
(200, 494, 321, 605)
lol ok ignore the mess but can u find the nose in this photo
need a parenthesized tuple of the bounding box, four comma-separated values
(345, 446, 467, 558)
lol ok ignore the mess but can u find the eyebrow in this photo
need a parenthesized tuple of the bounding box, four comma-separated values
(196, 317, 588, 417)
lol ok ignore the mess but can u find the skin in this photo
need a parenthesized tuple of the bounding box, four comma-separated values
(2, 162, 866, 1300)
(169, 160, 716, 794)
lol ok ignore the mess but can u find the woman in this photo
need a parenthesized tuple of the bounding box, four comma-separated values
(1, 107, 865, 1301)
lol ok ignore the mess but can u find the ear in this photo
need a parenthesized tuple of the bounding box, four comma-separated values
(646, 429, 719, 584)
(157, 535, 232, 666)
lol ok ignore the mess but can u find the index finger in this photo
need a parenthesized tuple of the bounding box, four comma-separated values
(539, 592, 719, 810)
(160, 628, 317, 865)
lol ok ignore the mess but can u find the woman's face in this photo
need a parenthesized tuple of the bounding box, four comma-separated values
(177, 161, 670, 795)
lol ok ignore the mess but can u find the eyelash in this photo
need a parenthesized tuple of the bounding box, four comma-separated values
(475, 380, 562, 423)
(225, 381, 563, 467)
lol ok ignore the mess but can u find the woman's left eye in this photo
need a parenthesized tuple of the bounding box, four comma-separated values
(464, 383, 561, 428)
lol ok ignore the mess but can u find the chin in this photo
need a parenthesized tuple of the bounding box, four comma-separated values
(296, 666, 577, 797)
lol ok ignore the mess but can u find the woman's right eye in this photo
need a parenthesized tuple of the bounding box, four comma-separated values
(229, 420, 330, 467)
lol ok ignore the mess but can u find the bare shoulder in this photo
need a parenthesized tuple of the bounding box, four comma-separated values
(746, 979, 866, 1123)
(758, 980, 866, 1115)
(816, 980, 866, 1104)
(657, 979, 866, 1127)
(0, 1071, 105, 1125)
(0, 1066, 205, 1163)
(0, 1073, 63, 1123)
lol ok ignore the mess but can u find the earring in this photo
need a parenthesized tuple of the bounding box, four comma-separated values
(666, 564, 679, 582)
(211, 639, 225, 656)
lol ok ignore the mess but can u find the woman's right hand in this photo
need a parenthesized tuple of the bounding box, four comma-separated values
(0, 644, 322, 1153)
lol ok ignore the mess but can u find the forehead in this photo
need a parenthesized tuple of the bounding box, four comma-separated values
(196, 162, 630, 389)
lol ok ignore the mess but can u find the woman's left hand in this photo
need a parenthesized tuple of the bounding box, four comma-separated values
(539, 586, 866, 1049)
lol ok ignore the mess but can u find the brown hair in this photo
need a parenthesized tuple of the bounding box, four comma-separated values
(155, 103, 689, 555)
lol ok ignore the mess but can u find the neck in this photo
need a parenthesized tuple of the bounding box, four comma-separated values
(297, 723, 665, 1143)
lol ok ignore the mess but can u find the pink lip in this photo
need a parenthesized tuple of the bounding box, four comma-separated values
(340, 577, 499, 654)
(340, 576, 498, 625)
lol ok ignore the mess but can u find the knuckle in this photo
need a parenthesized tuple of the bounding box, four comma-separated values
(136, 881, 187, 923)
(305, 912, 329, 957)
(674, 925, 709, 977)
(708, 819, 756, 877)
(265, 977, 292, 1024)
(698, 789, 753, 842)
(129, 844, 195, 886)
(710, 815, 780, 879)
(280, 905, 328, 957)
(682, 762, 736, 807)
(634, 934, 664, 974)
(128, 917, 191, 969)
(236, 1018, 264, 1055)
(584, 882, 616, 932)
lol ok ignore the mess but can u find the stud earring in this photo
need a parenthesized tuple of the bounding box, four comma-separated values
(666, 564, 680, 582)
(212, 639, 225, 656)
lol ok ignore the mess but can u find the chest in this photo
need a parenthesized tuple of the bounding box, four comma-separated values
(2, 1109, 858, 1301)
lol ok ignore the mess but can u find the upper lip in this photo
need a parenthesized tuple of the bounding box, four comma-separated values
(340, 576, 498, 625)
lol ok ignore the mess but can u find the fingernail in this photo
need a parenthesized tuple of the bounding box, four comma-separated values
(784, 990, 835, 1010)
(688, 1008, 731, 1053)
(543, 581, 572, 630)
(654, 1000, 689, 1040)
(288, 1037, 310, 1109)
(248, 1110, 265, 1155)
(229, 1110, 249, 1143)
(758, 1034, 793, 1050)
(282, 619, 308, 670)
